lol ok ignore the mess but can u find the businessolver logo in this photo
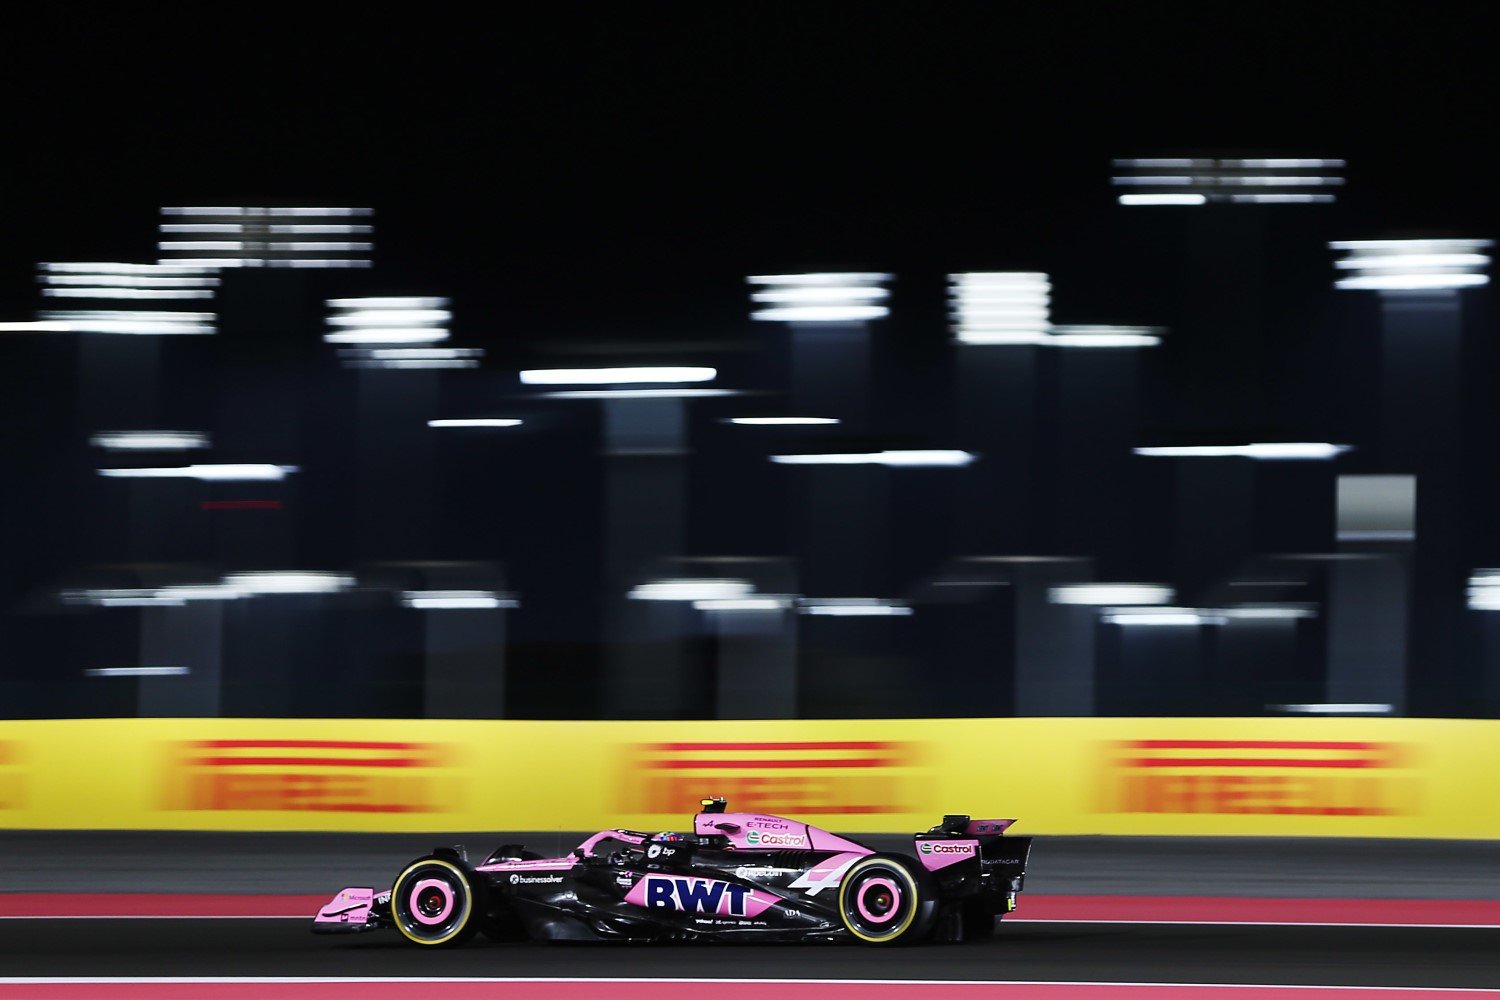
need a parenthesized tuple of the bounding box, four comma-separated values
(1099, 739, 1418, 817)
(162, 739, 458, 813)
(622, 740, 926, 816)
(0, 740, 23, 811)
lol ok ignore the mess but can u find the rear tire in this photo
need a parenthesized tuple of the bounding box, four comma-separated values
(836, 855, 937, 945)
(391, 856, 483, 947)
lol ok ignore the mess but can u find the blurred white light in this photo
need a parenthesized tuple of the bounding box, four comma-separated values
(1120, 194, 1208, 206)
(748, 273, 892, 285)
(771, 450, 975, 467)
(1221, 605, 1318, 620)
(1272, 703, 1394, 714)
(42, 272, 218, 288)
(1224, 159, 1346, 169)
(629, 579, 754, 601)
(41, 262, 216, 275)
(949, 273, 1050, 344)
(751, 287, 889, 303)
(328, 309, 451, 327)
(1134, 443, 1351, 460)
(44, 288, 214, 300)
(65, 589, 185, 607)
(1331, 238, 1492, 291)
(1335, 274, 1489, 291)
(402, 590, 517, 610)
(428, 418, 523, 428)
(157, 586, 245, 602)
(1229, 194, 1336, 204)
(748, 273, 892, 322)
(1047, 326, 1163, 348)
(222, 572, 353, 594)
(328, 297, 448, 309)
(90, 431, 210, 451)
(1112, 157, 1345, 206)
(85, 666, 190, 678)
(1467, 571, 1500, 610)
(1050, 584, 1174, 606)
(159, 208, 374, 268)
(800, 599, 912, 616)
(694, 597, 792, 611)
(749, 305, 889, 322)
(540, 389, 741, 399)
(520, 367, 716, 385)
(324, 329, 450, 344)
(99, 464, 294, 481)
(0, 321, 97, 333)
(1103, 608, 1225, 626)
(726, 417, 840, 425)
(38, 310, 216, 336)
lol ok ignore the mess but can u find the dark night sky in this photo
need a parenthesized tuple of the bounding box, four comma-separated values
(1, 10, 1494, 326)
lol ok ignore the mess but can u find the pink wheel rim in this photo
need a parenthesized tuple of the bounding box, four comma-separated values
(856, 876, 901, 924)
(409, 877, 455, 925)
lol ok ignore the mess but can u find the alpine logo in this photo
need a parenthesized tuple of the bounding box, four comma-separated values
(745, 829, 806, 847)
(919, 841, 974, 856)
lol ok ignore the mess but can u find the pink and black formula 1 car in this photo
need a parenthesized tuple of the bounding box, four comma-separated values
(312, 798, 1032, 946)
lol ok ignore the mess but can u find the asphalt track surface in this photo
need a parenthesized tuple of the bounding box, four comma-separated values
(3, 834, 1500, 991)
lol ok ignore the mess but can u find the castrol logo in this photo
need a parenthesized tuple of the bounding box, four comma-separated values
(918, 841, 973, 856)
(746, 829, 806, 847)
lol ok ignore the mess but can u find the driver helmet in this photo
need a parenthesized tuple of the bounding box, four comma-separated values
(651, 831, 684, 842)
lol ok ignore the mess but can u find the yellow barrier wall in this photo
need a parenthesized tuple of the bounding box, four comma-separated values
(1, 717, 1496, 838)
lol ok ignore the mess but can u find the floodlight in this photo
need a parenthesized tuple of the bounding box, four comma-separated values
(401, 590, 518, 609)
(948, 273, 1050, 344)
(799, 598, 913, 616)
(1102, 607, 1227, 626)
(1112, 157, 1345, 205)
(39, 262, 218, 301)
(628, 579, 755, 601)
(159, 207, 374, 268)
(90, 431, 210, 451)
(770, 450, 975, 467)
(1049, 584, 1174, 605)
(1046, 325, 1164, 348)
(98, 464, 294, 481)
(1134, 443, 1352, 460)
(427, 419, 523, 428)
(84, 666, 190, 677)
(326, 298, 450, 345)
(520, 367, 716, 385)
(221, 572, 353, 594)
(35, 310, 216, 335)
(748, 273, 892, 322)
(1331, 239, 1492, 291)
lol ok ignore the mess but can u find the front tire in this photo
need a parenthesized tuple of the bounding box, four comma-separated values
(836, 855, 937, 944)
(391, 856, 483, 947)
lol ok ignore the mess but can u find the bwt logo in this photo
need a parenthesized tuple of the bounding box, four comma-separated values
(621, 740, 926, 816)
(638, 876, 752, 916)
(161, 739, 455, 814)
(919, 842, 973, 856)
(746, 830, 805, 847)
(1098, 740, 1418, 817)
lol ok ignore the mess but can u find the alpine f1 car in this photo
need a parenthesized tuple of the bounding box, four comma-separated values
(312, 797, 1032, 945)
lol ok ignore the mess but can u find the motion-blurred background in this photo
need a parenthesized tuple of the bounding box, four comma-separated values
(1, 11, 1496, 727)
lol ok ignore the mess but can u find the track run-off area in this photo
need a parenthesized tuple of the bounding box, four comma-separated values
(3, 897, 1500, 997)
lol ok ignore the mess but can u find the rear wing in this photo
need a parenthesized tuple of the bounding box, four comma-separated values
(916, 814, 1032, 886)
